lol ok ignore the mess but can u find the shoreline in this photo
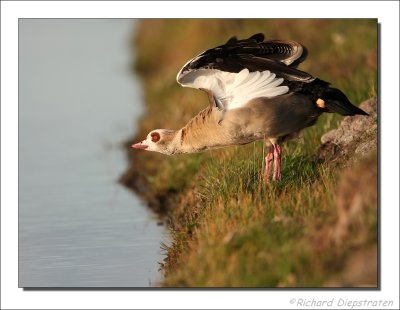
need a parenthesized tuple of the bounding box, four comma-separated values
(121, 19, 378, 287)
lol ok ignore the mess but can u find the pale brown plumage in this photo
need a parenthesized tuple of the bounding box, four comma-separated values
(134, 93, 320, 152)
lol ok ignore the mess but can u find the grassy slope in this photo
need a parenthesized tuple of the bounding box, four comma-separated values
(123, 19, 377, 287)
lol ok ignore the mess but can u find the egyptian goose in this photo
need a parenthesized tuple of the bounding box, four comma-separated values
(132, 33, 368, 181)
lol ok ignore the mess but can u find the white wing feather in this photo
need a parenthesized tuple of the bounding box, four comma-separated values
(177, 69, 289, 110)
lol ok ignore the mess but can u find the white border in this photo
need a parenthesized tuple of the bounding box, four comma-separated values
(1, 1, 399, 309)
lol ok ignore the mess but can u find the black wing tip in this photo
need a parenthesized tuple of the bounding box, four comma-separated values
(338, 105, 369, 116)
(353, 107, 369, 116)
(323, 88, 369, 116)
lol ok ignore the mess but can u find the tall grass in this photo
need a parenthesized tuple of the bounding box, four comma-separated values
(126, 19, 378, 287)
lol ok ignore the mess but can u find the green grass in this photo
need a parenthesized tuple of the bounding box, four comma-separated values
(127, 19, 378, 287)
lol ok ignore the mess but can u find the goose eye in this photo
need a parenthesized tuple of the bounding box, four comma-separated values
(151, 132, 160, 142)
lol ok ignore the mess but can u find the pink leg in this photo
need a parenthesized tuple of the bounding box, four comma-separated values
(263, 146, 274, 182)
(273, 144, 282, 181)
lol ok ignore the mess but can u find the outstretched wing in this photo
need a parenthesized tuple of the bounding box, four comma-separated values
(176, 33, 314, 108)
(177, 33, 313, 83)
(178, 68, 289, 110)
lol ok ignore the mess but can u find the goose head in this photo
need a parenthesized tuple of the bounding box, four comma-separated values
(131, 129, 179, 155)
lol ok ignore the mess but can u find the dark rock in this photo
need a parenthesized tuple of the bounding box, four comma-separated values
(316, 97, 377, 163)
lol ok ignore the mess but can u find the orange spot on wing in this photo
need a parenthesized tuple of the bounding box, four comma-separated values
(316, 98, 326, 108)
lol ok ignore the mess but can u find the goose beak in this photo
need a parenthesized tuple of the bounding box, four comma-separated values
(131, 142, 148, 149)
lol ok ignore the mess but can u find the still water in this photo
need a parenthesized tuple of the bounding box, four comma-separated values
(19, 19, 165, 287)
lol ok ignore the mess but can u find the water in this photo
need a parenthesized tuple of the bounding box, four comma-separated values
(18, 19, 165, 287)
